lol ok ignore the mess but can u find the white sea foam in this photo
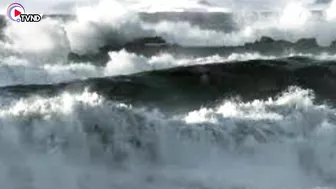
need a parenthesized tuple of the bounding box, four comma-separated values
(0, 87, 335, 189)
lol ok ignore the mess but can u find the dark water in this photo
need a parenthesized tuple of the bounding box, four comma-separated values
(1, 57, 335, 112)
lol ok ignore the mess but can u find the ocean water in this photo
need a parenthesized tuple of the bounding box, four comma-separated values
(0, 0, 336, 188)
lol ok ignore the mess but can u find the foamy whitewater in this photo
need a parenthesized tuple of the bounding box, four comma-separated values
(0, 0, 336, 189)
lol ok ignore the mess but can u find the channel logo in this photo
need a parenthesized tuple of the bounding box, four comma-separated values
(7, 3, 42, 22)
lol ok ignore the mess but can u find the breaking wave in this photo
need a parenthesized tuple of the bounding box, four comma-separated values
(0, 86, 335, 189)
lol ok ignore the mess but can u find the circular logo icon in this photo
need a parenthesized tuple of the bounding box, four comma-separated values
(7, 3, 25, 22)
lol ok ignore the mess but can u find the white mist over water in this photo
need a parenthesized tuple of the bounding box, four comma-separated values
(0, 0, 330, 13)
(1, 0, 336, 55)
(0, 87, 335, 189)
(59, 0, 336, 51)
(326, 0, 336, 20)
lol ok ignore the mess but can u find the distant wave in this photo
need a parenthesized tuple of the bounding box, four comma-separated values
(68, 36, 336, 63)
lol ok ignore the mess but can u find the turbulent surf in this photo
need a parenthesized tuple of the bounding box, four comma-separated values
(0, 0, 336, 189)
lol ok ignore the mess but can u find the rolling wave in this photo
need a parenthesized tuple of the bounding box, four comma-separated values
(0, 50, 280, 87)
(1, 58, 335, 112)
